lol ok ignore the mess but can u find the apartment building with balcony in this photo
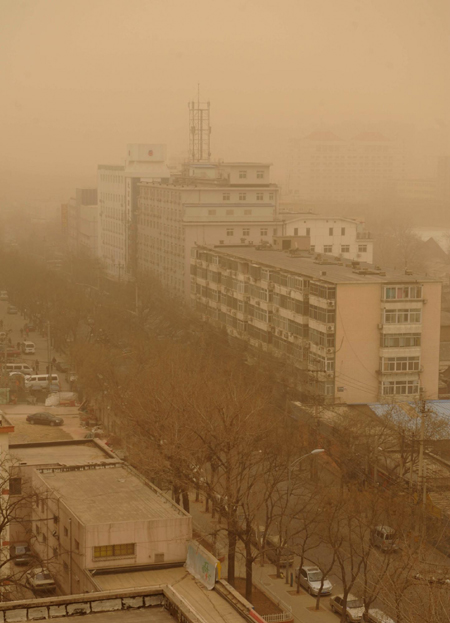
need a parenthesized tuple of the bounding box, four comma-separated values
(136, 162, 279, 298)
(190, 243, 441, 404)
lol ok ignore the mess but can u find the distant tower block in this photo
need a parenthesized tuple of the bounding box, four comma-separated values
(188, 93, 211, 163)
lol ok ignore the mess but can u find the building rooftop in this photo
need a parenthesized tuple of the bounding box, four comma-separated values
(10, 440, 115, 466)
(196, 245, 440, 285)
(37, 464, 188, 524)
(94, 567, 245, 623)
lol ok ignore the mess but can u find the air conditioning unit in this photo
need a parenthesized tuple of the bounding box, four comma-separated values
(277, 329, 283, 336)
(327, 325, 334, 332)
(232, 311, 237, 317)
(423, 299, 428, 304)
(284, 332, 289, 339)
(274, 306, 280, 312)
(326, 348, 333, 354)
(327, 301, 334, 307)
(286, 289, 292, 296)
(256, 301, 261, 307)
(219, 240, 224, 244)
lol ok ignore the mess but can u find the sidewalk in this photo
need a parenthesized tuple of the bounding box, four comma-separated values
(189, 497, 338, 623)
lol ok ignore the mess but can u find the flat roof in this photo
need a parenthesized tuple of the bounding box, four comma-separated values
(10, 441, 115, 466)
(95, 568, 245, 623)
(37, 464, 188, 524)
(50, 608, 174, 623)
(195, 245, 440, 285)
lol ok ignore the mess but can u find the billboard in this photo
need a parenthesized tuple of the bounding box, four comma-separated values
(185, 540, 220, 590)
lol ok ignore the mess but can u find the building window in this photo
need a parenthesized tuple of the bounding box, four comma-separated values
(358, 245, 367, 253)
(74, 539, 80, 552)
(226, 228, 234, 237)
(208, 209, 216, 215)
(269, 193, 274, 200)
(381, 380, 419, 396)
(324, 245, 332, 253)
(260, 228, 268, 236)
(329, 228, 333, 236)
(310, 245, 315, 252)
(306, 228, 310, 236)
(256, 193, 263, 201)
(93, 543, 135, 559)
(341, 245, 350, 253)
(273, 228, 278, 236)
(223, 193, 230, 201)
(384, 309, 421, 324)
(244, 209, 252, 215)
(257, 170, 264, 179)
(9, 478, 21, 495)
(381, 356, 420, 372)
(243, 228, 250, 236)
(239, 171, 247, 179)
(226, 209, 234, 215)
(384, 285, 423, 300)
(294, 228, 298, 236)
(382, 333, 421, 348)
(341, 227, 346, 235)
(239, 193, 247, 201)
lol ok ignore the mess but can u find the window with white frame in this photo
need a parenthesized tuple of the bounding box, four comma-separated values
(244, 209, 252, 215)
(226, 228, 234, 237)
(208, 209, 216, 215)
(260, 228, 268, 236)
(324, 245, 332, 253)
(239, 193, 247, 201)
(243, 228, 250, 236)
(381, 333, 421, 347)
(381, 356, 420, 372)
(257, 170, 264, 179)
(226, 209, 234, 215)
(381, 379, 419, 395)
(239, 171, 247, 179)
(256, 193, 263, 201)
(384, 285, 423, 300)
(384, 309, 421, 324)
(341, 245, 350, 253)
(358, 244, 367, 253)
(223, 193, 230, 201)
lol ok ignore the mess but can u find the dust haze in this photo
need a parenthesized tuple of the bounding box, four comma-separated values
(0, 0, 449, 214)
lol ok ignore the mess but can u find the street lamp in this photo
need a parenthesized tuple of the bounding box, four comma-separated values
(285, 449, 325, 584)
(287, 449, 325, 496)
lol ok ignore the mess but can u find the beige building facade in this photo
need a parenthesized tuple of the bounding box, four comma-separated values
(190, 244, 441, 404)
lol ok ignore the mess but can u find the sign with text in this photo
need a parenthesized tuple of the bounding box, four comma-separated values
(185, 540, 220, 590)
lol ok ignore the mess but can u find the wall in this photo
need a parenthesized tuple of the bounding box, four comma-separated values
(334, 283, 381, 404)
(421, 282, 442, 400)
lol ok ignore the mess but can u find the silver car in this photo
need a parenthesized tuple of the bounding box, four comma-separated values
(330, 594, 364, 622)
(295, 565, 333, 595)
(367, 609, 396, 623)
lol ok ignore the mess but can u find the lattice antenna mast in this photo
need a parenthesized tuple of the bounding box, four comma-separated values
(188, 85, 211, 162)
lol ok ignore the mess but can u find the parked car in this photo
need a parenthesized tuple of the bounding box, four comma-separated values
(55, 361, 70, 373)
(295, 565, 333, 595)
(370, 526, 399, 553)
(26, 412, 64, 426)
(367, 609, 396, 623)
(0, 291, 8, 301)
(22, 341, 35, 354)
(24, 322, 36, 332)
(330, 594, 364, 622)
(0, 346, 21, 358)
(25, 567, 56, 593)
(11, 544, 34, 566)
(7, 305, 18, 314)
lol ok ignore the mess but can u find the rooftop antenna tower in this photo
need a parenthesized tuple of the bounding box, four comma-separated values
(188, 85, 211, 162)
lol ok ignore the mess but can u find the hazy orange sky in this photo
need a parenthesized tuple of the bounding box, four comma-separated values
(0, 0, 449, 204)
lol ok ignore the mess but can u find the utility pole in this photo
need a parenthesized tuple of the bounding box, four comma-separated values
(47, 321, 52, 390)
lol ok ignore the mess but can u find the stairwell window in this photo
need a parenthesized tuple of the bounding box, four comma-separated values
(239, 171, 247, 179)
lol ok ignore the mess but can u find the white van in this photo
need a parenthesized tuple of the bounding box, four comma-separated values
(25, 374, 60, 390)
(22, 341, 35, 354)
(6, 363, 34, 376)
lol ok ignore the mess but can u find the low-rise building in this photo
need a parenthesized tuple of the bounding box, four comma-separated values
(30, 462, 191, 594)
(190, 243, 441, 404)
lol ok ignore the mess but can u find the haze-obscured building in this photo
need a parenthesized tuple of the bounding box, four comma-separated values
(287, 131, 405, 205)
(66, 188, 98, 257)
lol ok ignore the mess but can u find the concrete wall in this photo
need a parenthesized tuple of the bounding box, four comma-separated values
(334, 283, 381, 404)
(421, 282, 442, 400)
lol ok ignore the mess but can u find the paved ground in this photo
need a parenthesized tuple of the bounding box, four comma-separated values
(49, 607, 175, 623)
(189, 499, 339, 623)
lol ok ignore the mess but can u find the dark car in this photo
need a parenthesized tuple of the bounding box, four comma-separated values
(24, 322, 36, 332)
(11, 544, 34, 566)
(7, 305, 18, 315)
(26, 412, 64, 426)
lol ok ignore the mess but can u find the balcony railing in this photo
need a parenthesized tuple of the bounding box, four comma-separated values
(356, 232, 373, 240)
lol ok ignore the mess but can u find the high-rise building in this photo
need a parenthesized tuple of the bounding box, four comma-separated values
(136, 162, 280, 298)
(66, 188, 98, 257)
(190, 242, 441, 404)
(287, 131, 405, 205)
(98, 145, 170, 279)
